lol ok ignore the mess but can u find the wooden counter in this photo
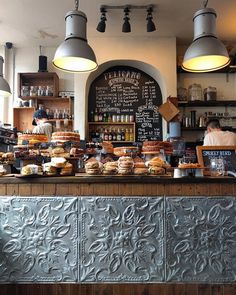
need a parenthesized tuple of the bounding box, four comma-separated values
(0, 175, 235, 196)
(0, 175, 235, 294)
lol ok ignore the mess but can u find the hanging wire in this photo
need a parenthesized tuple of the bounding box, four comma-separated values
(75, 0, 79, 10)
(203, 0, 208, 8)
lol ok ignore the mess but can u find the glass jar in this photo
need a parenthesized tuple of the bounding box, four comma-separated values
(21, 86, 30, 97)
(177, 87, 188, 101)
(188, 83, 202, 101)
(30, 86, 37, 96)
(45, 85, 53, 96)
(204, 86, 217, 101)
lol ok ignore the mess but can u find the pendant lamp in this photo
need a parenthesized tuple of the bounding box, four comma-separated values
(182, 2, 230, 72)
(53, 0, 98, 73)
(0, 56, 11, 97)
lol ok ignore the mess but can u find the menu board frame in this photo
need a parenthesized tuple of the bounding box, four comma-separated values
(196, 145, 236, 172)
(88, 65, 163, 142)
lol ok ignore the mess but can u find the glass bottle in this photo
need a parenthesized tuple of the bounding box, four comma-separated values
(112, 128, 117, 141)
(108, 114, 112, 123)
(104, 129, 109, 141)
(98, 109, 103, 122)
(94, 108, 99, 122)
(90, 110, 94, 122)
(108, 128, 113, 141)
(121, 129, 125, 141)
(129, 128, 134, 142)
(117, 128, 121, 141)
(125, 129, 130, 141)
(54, 109, 59, 119)
(103, 112, 108, 122)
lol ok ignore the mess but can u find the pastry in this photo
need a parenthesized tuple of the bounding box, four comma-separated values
(134, 161, 146, 168)
(178, 163, 201, 169)
(117, 156, 133, 174)
(42, 162, 57, 176)
(60, 162, 73, 175)
(142, 141, 161, 153)
(70, 147, 84, 157)
(148, 166, 165, 175)
(113, 146, 139, 157)
(85, 161, 100, 169)
(21, 164, 42, 175)
(85, 160, 103, 175)
(18, 133, 48, 145)
(2, 152, 14, 162)
(102, 161, 118, 175)
(133, 167, 149, 175)
(51, 132, 80, 143)
(21, 165, 32, 176)
(102, 141, 113, 154)
(146, 157, 164, 167)
(51, 157, 67, 168)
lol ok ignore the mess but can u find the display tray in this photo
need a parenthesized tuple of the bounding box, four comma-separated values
(0, 174, 15, 177)
(15, 173, 75, 178)
(141, 151, 160, 154)
(75, 173, 172, 177)
(177, 167, 206, 169)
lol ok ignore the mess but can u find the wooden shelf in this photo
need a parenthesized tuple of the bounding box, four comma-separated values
(15, 73, 73, 132)
(88, 122, 135, 125)
(13, 107, 35, 110)
(111, 141, 134, 143)
(46, 119, 73, 122)
(20, 96, 70, 101)
(18, 72, 59, 98)
(178, 100, 236, 107)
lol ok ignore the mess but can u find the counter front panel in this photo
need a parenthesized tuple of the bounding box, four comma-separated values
(0, 195, 235, 284)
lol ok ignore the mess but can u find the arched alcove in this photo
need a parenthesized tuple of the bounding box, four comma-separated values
(74, 60, 168, 139)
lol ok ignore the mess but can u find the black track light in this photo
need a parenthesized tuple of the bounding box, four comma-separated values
(96, 7, 107, 32)
(146, 6, 156, 32)
(122, 7, 131, 33)
(96, 4, 156, 34)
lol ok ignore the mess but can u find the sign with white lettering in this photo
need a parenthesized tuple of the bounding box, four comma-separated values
(196, 146, 236, 172)
(88, 66, 163, 142)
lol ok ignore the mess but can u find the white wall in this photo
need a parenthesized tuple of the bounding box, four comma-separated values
(2, 36, 177, 140)
(74, 36, 177, 139)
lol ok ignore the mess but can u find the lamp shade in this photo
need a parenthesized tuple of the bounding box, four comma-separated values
(0, 56, 11, 97)
(182, 8, 230, 72)
(53, 10, 98, 73)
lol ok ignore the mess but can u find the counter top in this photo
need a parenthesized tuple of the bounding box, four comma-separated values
(0, 174, 235, 184)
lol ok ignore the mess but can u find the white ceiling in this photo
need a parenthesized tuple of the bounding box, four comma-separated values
(0, 0, 236, 49)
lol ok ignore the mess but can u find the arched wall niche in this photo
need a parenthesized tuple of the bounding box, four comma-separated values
(74, 60, 168, 139)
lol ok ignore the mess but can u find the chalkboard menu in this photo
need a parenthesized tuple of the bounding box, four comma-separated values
(196, 146, 236, 172)
(88, 66, 163, 142)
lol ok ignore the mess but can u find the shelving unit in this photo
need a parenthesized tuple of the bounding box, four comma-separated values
(18, 72, 59, 98)
(177, 66, 236, 143)
(14, 73, 74, 131)
(87, 122, 136, 142)
(178, 100, 236, 107)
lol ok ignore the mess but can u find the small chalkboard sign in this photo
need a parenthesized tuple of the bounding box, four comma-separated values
(196, 146, 236, 172)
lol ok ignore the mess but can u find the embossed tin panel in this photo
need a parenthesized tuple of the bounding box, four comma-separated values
(79, 197, 164, 282)
(165, 197, 236, 283)
(0, 197, 78, 282)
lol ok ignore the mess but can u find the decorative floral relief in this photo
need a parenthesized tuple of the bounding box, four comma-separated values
(165, 197, 236, 282)
(0, 197, 78, 282)
(79, 197, 164, 282)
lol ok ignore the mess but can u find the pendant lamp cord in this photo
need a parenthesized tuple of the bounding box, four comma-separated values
(75, 0, 79, 10)
(203, 0, 208, 8)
